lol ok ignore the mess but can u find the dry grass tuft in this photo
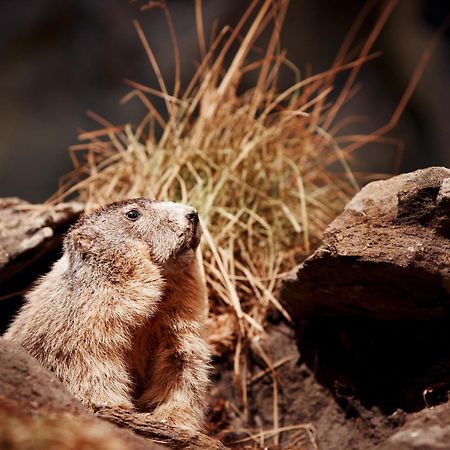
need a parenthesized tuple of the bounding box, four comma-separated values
(50, 0, 435, 444)
(55, 0, 363, 348)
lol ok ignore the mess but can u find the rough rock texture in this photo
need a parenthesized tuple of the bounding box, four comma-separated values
(281, 167, 450, 320)
(0, 197, 83, 284)
(379, 402, 450, 450)
(0, 337, 84, 416)
(0, 338, 226, 450)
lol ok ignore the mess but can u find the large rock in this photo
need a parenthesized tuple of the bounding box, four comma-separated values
(281, 167, 450, 320)
(280, 168, 450, 449)
(0, 197, 83, 285)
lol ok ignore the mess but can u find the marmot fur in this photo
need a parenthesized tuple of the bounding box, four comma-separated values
(4, 198, 210, 431)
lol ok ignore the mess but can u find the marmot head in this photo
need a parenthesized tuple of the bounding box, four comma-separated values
(65, 198, 201, 270)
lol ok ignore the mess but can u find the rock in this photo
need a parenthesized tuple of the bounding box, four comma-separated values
(0, 411, 164, 450)
(279, 168, 450, 445)
(0, 197, 84, 285)
(281, 167, 450, 321)
(378, 402, 450, 449)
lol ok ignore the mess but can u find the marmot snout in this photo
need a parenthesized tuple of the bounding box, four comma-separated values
(4, 198, 210, 431)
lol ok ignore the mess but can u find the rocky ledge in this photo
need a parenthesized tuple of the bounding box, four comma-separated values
(282, 166, 450, 320)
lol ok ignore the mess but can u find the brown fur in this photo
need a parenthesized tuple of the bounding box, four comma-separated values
(4, 199, 210, 431)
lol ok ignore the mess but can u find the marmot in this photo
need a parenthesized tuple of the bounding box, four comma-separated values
(4, 198, 210, 431)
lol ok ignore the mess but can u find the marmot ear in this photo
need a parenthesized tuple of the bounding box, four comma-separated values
(70, 227, 96, 255)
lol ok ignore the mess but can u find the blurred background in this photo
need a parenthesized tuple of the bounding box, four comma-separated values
(0, 0, 449, 203)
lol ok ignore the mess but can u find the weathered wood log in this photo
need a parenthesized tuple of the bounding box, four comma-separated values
(95, 407, 227, 450)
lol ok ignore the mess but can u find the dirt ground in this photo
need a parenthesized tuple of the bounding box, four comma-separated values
(208, 315, 450, 449)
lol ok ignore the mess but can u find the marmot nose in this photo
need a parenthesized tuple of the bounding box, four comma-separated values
(186, 210, 199, 226)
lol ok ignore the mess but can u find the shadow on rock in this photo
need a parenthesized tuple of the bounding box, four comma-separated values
(298, 318, 450, 415)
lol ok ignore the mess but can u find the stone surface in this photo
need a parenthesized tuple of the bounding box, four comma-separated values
(0, 197, 84, 285)
(378, 402, 450, 450)
(281, 167, 450, 320)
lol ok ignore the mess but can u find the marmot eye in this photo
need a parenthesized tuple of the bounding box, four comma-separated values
(125, 209, 141, 221)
